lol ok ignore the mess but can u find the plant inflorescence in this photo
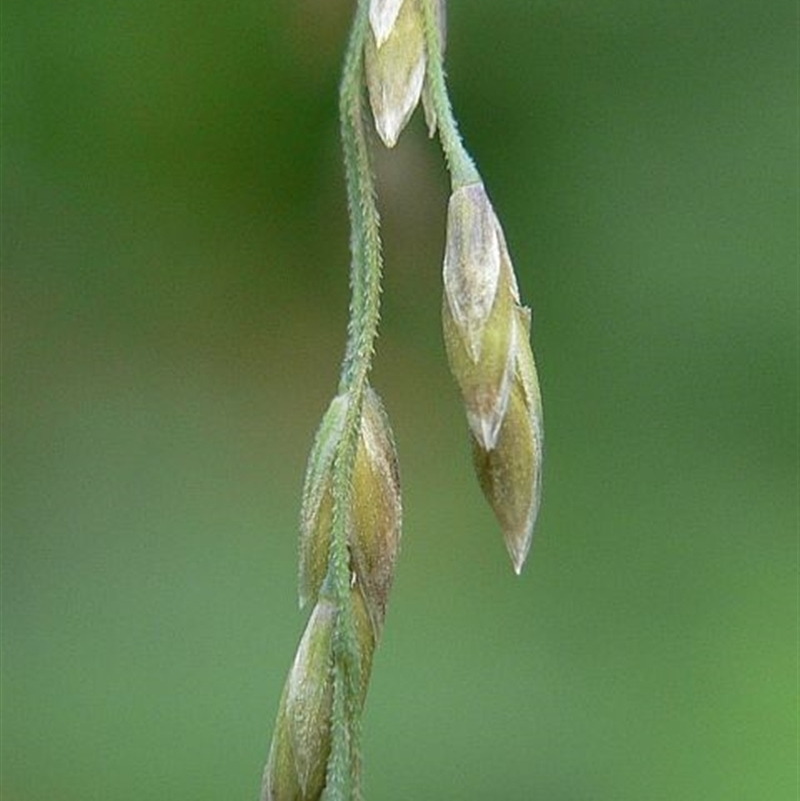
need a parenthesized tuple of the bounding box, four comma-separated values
(261, 2, 543, 799)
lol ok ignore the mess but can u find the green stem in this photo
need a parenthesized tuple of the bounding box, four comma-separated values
(421, 0, 480, 188)
(339, 1, 383, 396)
(323, 1, 382, 799)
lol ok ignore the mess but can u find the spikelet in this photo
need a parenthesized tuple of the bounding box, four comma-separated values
(471, 307, 544, 573)
(365, 0, 426, 147)
(441, 182, 544, 572)
(298, 389, 402, 636)
(262, 590, 375, 801)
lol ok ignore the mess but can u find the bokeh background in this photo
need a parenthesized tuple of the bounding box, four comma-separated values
(2, 0, 797, 799)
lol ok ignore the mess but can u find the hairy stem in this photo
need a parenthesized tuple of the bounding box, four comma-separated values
(339, 0, 383, 395)
(323, 1, 383, 798)
(420, 0, 480, 188)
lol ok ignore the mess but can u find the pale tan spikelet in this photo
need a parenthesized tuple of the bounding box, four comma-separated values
(364, 0, 426, 147)
(471, 307, 543, 574)
(262, 590, 375, 801)
(349, 387, 402, 637)
(442, 182, 521, 451)
(298, 394, 349, 609)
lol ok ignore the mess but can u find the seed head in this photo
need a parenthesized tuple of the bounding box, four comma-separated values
(262, 590, 375, 801)
(442, 182, 521, 450)
(365, 0, 426, 147)
(298, 394, 349, 610)
(350, 388, 402, 637)
(471, 307, 544, 574)
(298, 389, 401, 637)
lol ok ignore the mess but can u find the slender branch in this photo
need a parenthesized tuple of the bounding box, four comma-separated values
(420, 0, 480, 188)
(264, 5, 541, 801)
(339, 0, 383, 395)
(322, 1, 383, 798)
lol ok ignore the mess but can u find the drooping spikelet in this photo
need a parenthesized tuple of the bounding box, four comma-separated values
(364, 0, 427, 147)
(441, 182, 544, 572)
(262, 590, 375, 801)
(298, 388, 402, 637)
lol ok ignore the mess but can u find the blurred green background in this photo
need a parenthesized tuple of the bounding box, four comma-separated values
(2, 0, 797, 799)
